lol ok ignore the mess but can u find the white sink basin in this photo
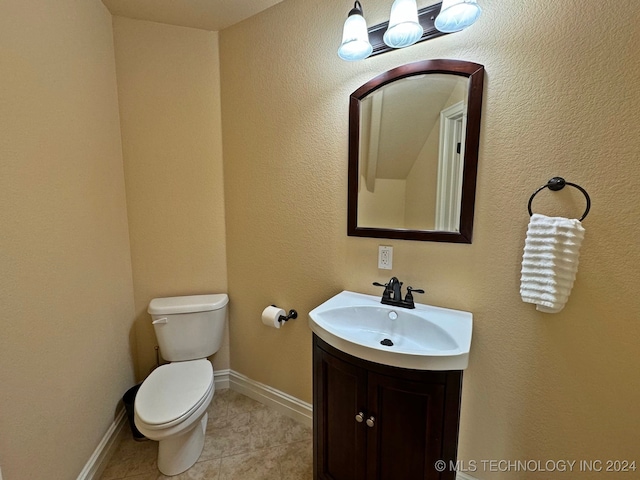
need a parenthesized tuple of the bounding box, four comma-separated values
(309, 290, 472, 370)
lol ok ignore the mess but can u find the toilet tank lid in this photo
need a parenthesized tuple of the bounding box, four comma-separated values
(148, 294, 228, 315)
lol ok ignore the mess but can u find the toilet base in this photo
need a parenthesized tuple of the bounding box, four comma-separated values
(157, 412, 208, 476)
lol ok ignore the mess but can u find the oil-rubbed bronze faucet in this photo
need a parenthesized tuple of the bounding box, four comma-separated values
(373, 277, 424, 309)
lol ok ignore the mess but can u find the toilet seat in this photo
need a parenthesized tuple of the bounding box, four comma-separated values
(135, 359, 213, 429)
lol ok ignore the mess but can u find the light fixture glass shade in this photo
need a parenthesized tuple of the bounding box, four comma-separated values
(435, 0, 481, 33)
(383, 0, 423, 49)
(338, 2, 373, 61)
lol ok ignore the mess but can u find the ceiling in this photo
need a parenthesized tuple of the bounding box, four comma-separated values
(102, 0, 283, 31)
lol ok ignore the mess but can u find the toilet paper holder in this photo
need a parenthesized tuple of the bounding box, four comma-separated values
(273, 306, 298, 323)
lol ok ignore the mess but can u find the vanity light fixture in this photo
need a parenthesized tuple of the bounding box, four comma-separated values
(434, 0, 482, 33)
(338, 1, 374, 61)
(338, 0, 481, 60)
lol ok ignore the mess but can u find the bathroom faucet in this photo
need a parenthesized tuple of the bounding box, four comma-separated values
(388, 277, 402, 301)
(373, 277, 424, 309)
(373, 276, 401, 303)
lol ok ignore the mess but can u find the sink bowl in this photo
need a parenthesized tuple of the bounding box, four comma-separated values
(308, 290, 472, 370)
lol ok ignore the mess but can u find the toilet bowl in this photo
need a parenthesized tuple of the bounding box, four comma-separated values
(134, 359, 214, 475)
(134, 294, 228, 476)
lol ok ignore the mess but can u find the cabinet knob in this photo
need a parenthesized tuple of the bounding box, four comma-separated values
(355, 412, 364, 423)
(366, 416, 375, 428)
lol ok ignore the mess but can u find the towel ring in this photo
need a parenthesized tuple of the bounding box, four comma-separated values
(527, 177, 591, 221)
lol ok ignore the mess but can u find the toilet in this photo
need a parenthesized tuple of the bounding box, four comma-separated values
(134, 293, 228, 476)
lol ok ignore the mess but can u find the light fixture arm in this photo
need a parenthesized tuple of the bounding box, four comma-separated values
(349, 0, 365, 17)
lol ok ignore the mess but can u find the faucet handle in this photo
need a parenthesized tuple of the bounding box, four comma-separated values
(404, 286, 424, 306)
(373, 281, 394, 301)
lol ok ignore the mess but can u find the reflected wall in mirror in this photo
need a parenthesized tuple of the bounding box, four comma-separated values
(348, 60, 484, 243)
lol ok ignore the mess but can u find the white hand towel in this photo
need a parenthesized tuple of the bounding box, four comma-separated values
(520, 214, 585, 313)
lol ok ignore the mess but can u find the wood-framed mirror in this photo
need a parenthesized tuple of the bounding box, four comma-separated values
(347, 59, 484, 243)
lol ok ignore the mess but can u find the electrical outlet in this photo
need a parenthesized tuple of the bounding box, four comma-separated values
(378, 245, 393, 270)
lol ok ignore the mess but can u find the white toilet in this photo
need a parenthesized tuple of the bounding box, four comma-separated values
(134, 293, 228, 476)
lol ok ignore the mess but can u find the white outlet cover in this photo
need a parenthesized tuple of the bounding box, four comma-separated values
(378, 245, 393, 270)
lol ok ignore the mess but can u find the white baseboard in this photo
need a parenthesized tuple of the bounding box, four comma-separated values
(76, 409, 126, 480)
(223, 369, 313, 428)
(214, 368, 231, 389)
(78, 370, 310, 479)
(221, 372, 477, 478)
(81, 371, 473, 478)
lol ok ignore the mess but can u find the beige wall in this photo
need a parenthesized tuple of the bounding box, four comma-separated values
(0, 1, 136, 478)
(220, 0, 640, 477)
(112, 17, 229, 379)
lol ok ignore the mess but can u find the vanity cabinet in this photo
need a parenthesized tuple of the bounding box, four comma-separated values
(313, 335, 462, 480)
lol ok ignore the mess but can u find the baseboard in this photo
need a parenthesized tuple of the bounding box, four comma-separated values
(214, 368, 231, 389)
(81, 370, 476, 479)
(222, 372, 476, 477)
(78, 369, 309, 478)
(225, 369, 313, 428)
(76, 409, 126, 480)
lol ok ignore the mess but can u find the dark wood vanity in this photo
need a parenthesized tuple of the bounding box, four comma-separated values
(313, 335, 462, 480)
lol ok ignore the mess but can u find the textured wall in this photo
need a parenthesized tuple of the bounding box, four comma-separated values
(112, 17, 229, 379)
(220, 0, 640, 477)
(0, 1, 136, 478)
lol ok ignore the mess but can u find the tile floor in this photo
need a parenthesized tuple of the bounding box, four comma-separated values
(100, 388, 313, 480)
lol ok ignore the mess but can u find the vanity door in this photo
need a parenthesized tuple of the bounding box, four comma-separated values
(366, 372, 446, 480)
(314, 341, 368, 480)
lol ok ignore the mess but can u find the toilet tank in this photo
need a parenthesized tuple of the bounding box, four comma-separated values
(148, 294, 229, 362)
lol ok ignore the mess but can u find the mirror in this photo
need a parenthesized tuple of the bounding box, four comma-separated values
(347, 59, 484, 243)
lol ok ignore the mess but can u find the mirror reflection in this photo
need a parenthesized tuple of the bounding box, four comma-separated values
(347, 60, 484, 243)
(358, 74, 469, 232)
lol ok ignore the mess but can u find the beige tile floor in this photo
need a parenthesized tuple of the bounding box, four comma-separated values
(100, 388, 313, 480)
